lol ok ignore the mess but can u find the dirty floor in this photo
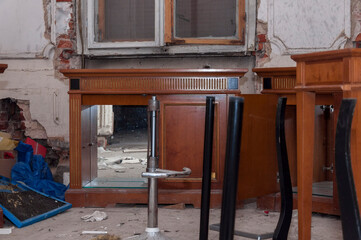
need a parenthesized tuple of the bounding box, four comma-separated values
(1, 203, 342, 240)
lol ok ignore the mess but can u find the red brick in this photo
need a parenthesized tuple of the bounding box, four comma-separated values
(12, 122, 21, 130)
(0, 122, 9, 130)
(19, 112, 25, 121)
(57, 39, 73, 49)
(20, 121, 26, 130)
(12, 130, 24, 140)
(356, 33, 361, 42)
(0, 112, 8, 122)
(258, 34, 267, 43)
(57, 34, 70, 40)
(258, 43, 263, 50)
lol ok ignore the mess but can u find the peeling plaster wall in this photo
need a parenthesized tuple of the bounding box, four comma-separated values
(255, 0, 354, 68)
(0, 1, 71, 142)
(0, 60, 69, 140)
(0, 0, 50, 58)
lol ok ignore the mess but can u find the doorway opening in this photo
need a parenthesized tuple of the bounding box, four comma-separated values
(83, 105, 149, 188)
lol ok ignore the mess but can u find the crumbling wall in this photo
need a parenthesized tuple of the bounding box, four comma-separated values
(255, 0, 353, 68)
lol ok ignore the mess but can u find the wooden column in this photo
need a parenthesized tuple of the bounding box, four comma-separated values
(69, 93, 82, 189)
(296, 91, 315, 240)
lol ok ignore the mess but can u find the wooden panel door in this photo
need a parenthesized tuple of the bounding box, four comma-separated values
(157, 94, 228, 190)
(237, 94, 280, 200)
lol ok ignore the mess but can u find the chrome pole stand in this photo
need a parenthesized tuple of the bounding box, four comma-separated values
(126, 96, 191, 240)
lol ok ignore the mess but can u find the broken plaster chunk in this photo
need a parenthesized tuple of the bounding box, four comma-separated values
(120, 157, 141, 164)
(81, 231, 108, 235)
(81, 211, 108, 222)
(0, 227, 12, 235)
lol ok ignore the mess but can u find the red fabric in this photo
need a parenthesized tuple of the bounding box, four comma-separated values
(25, 138, 47, 158)
(3, 152, 14, 159)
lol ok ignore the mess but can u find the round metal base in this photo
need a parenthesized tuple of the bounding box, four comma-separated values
(125, 228, 172, 240)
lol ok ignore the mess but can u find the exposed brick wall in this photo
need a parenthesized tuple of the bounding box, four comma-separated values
(54, 1, 78, 72)
(0, 98, 26, 141)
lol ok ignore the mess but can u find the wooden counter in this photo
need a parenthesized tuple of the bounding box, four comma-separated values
(61, 68, 248, 207)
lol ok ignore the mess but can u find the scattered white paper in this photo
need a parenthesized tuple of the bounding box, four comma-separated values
(81, 211, 108, 222)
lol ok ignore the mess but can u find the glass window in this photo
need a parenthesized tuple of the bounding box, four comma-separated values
(95, 0, 155, 42)
(174, 0, 237, 39)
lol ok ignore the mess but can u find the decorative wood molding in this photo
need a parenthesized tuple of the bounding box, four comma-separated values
(0, 64, 8, 74)
(69, 94, 82, 189)
(61, 68, 247, 94)
(253, 67, 296, 93)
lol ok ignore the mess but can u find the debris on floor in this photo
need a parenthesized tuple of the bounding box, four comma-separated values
(0, 227, 12, 235)
(91, 234, 121, 240)
(81, 211, 108, 222)
(0, 177, 71, 228)
(81, 230, 108, 235)
(123, 148, 147, 153)
(163, 203, 186, 210)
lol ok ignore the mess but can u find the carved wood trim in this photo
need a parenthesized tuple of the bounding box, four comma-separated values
(69, 94, 82, 189)
(253, 67, 296, 92)
(81, 77, 231, 92)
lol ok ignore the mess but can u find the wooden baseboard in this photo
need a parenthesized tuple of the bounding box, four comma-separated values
(257, 192, 340, 216)
(65, 188, 231, 208)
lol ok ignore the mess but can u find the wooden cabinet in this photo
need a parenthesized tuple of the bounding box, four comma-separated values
(60, 68, 248, 207)
(253, 67, 338, 215)
(157, 94, 227, 190)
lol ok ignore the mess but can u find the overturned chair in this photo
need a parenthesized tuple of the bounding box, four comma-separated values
(202, 97, 293, 240)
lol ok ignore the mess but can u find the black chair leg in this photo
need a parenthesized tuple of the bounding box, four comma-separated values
(209, 97, 293, 240)
(199, 96, 215, 240)
(335, 99, 361, 240)
(273, 97, 293, 240)
(219, 97, 244, 240)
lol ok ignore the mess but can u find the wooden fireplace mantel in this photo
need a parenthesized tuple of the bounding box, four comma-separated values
(0, 64, 8, 74)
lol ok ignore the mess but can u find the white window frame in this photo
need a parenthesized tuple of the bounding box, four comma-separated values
(78, 0, 256, 56)
(87, 0, 163, 49)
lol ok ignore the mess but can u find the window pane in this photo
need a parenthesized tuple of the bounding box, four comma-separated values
(175, 0, 237, 38)
(96, 0, 155, 42)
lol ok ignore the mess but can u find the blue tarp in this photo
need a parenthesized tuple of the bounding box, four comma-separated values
(11, 141, 68, 200)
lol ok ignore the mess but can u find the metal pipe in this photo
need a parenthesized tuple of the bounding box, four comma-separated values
(148, 96, 158, 229)
(199, 96, 215, 240)
(219, 97, 244, 240)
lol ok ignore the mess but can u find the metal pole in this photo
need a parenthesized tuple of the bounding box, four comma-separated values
(199, 96, 215, 240)
(148, 96, 158, 229)
(219, 97, 244, 240)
